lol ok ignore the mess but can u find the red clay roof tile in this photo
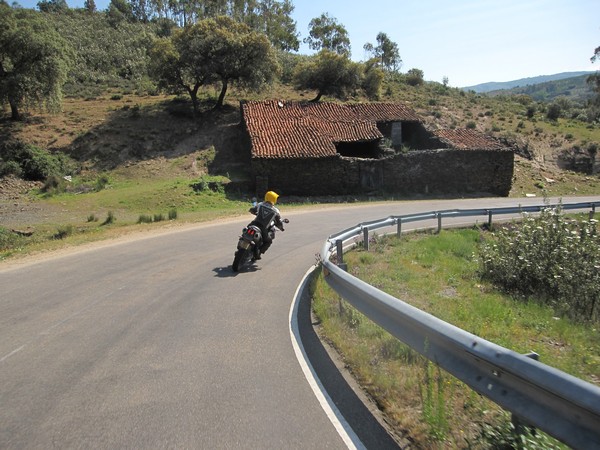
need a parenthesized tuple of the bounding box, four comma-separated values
(243, 100, 421, 159)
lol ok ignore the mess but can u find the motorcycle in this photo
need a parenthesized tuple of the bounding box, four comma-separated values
(232, 210, 289, 272)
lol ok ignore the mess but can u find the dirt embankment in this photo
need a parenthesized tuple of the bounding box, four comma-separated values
(0, 176, 59, 229)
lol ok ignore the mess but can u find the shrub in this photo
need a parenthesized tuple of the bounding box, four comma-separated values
(191, 179, 209, 192)
(479, 207, 600, 323)
(474, 412, 560, 449)
(546, 103, 561, 121)
(526, 106, 536, 119)
(53, 225, 74, 239)
(101, 211, 115, 225)
(168, 209, 177, 220)
(95, 174, 110, 191)
(0, 160, 23, 177)
(137, 214, 153, 224)
(41, 175, 67, 195)
(466, 121, 476, 129)
(0, 227, 26, 251)
(362, 64, 384, 100)
(0, 140, 75, 181)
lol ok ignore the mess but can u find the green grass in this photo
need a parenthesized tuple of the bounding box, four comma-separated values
(40, 175, 249, 218)
(312, 229, 596, 448)
(0, 174, 252, 260)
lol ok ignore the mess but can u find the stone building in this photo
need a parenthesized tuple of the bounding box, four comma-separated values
(241, 99, 514, 197)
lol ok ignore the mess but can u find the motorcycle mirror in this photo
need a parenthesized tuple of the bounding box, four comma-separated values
(283, 218, 290, 223)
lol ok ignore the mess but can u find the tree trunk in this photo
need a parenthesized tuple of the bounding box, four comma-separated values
(216, 78, 228, 109)
(9, 99, 21, 121)
(309, 91, 322, 103)
(188, 83, 201, 117)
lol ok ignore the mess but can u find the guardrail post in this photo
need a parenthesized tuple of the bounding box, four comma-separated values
(335, 239, 347, 271)
(363, 227, 370, 251)
(437, 213, 442, 233)
(488, 210, 493, 228)
(591, 204, 596, 220)
(396, 218, 402, 237)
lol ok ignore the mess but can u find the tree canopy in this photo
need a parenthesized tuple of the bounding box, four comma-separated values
(406, 68, 424, 86)
(364, 32, 401, 73)
(361, 58, 385, 100)
(149, 15, 279, 112)
(293, 49, 362, 102)
(304, 12, 350, 57)
(37, 0, 68, 13)
(49, 8, 155, 86)
(0, 4, 72, 120)
(119, 0, 300, 51)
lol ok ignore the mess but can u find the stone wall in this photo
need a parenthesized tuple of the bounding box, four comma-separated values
(251, 148, 514, 197)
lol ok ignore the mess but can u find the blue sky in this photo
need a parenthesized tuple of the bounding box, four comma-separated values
(13, 0, 600, 87)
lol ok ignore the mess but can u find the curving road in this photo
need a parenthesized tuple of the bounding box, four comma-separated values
(1, 196, 598, 449)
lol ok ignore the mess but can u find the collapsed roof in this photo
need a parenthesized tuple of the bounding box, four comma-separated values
(242, 100, 506, 159)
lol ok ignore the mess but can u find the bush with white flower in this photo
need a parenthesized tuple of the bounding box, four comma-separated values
(479, 206, 599, 323)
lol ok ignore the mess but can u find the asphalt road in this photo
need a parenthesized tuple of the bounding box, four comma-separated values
(1, 196, 598, 449)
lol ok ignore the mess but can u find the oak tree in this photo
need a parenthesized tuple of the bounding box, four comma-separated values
(293, 49, 361, 102)
(202, 16, 280, 108)
(149, 16, 279, 113)
(0, 5, 71, 120)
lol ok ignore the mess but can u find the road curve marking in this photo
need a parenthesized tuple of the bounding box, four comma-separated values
(289, 265, 365, 450)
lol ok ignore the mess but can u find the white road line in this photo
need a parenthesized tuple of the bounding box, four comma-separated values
(0, 345, 26, 363)
(289, 266, 365, 450)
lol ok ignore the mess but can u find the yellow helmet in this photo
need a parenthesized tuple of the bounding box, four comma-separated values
(264, 191, 279, 204)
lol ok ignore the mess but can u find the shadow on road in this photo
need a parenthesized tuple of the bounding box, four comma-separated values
(212, 264, 261, 277)
(296, 270, 407, 449)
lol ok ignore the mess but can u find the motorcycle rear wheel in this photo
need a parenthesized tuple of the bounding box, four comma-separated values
(232, 248, 248, 272)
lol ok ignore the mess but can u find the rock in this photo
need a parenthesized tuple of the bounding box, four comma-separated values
(11, 228, 34, 237)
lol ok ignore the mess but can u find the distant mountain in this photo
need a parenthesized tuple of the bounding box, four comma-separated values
(461, 72, 595, 93)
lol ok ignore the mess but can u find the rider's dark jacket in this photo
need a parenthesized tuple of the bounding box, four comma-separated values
(249, 201, 284, 251)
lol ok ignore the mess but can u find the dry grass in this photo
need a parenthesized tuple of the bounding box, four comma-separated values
(2, 81, 598, 197)
(1, 81, 598, 257)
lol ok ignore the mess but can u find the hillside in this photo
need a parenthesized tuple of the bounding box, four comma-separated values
(1, 77, 600, 239)
(2, 5, 598, 229)
(462, 71, 595, 93)
(486, 73, 596, 103)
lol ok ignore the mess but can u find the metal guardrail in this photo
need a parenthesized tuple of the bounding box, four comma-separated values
(320, 201, 600, 450)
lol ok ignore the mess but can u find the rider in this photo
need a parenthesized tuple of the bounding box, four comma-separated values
(249, 190, 284, 260)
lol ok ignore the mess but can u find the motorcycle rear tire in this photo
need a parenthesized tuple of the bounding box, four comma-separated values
(232, 248, 247, 272)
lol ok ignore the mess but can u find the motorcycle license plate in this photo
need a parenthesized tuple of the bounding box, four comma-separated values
(239, 241, 251, 250)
